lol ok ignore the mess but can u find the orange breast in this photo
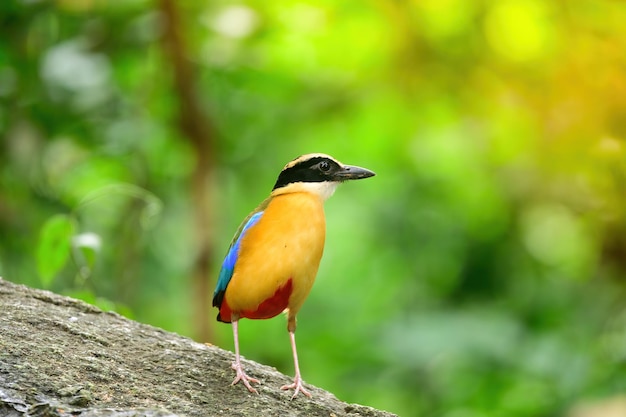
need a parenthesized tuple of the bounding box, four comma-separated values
(221, 192, 326, 321)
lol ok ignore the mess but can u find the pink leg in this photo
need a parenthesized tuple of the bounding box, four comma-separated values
(280, 331, 312, 399)
(231, 320, 259, 393)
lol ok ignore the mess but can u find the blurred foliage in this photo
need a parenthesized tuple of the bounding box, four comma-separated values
(1, 0, 626, 416)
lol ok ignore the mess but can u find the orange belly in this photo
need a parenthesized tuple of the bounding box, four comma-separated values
(219, 278, 293, 322)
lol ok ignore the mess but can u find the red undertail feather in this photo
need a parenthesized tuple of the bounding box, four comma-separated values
(218, 278, 293, 322)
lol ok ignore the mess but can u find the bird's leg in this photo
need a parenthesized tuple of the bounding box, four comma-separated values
(231, 320, 259, 393)
(280, 329, 312, 399)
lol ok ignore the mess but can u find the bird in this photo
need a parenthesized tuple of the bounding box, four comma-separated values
(212, 153, 375, 398)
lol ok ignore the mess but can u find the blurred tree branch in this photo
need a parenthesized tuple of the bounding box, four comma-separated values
(158, 0, 215, 342)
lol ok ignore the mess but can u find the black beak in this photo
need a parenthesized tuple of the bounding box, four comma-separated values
(332, 164, 376, 181)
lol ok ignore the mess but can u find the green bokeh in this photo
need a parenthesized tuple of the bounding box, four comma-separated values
(1, 1, 626, 416)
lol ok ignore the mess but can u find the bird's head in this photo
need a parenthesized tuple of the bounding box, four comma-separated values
(271, 153, 375, 200)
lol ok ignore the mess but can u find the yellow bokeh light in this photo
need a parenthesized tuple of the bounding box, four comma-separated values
(415, 0, 476, 40)
(484, 0, 555, 62)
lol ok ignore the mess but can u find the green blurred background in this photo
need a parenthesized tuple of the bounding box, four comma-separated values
(2, 0, 626, 416)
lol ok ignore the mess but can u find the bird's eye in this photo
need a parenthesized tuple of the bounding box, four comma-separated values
(318, 161, 330, 172)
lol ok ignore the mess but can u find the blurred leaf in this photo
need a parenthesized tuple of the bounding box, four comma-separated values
(76, 183, 163, 230)
(36, 214, 76, 287)
(72, 232, 101, 281)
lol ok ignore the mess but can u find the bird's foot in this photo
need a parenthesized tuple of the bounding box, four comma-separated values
(281, 376, 312, 399)
(231, 361, 260, 394)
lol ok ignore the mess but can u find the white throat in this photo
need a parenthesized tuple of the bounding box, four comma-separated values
(300, 181, 339, 201)
(272, 181, 340, 201)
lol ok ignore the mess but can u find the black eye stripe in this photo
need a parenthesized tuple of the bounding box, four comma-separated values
(273, 157, 341, 190)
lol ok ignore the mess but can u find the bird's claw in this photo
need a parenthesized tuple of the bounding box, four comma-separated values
(231, 361, 260, 394)
(281, 377, 312, 399)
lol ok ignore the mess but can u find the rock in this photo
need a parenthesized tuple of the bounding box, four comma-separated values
(0, 278, 396, 417)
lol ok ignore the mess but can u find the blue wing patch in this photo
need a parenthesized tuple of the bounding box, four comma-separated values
(212, 211, 264, 308)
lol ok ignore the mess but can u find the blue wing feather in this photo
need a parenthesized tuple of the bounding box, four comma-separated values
(212, 211, 264, 308)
